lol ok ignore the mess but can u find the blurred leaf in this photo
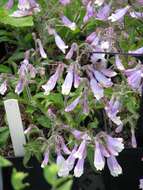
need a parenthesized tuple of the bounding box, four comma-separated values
(0, 65, 12, 73)
(57, 179, 73, 190)
(11, 169, 29, 190)
(0, 127, 10, 147)
(43, 164, 58, 186)
(37, 116, 51, 128)
(0, 8, 33, 27)
(0, 156, 12, 167)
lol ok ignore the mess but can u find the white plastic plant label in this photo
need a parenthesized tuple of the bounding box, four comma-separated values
(4, 99, 26, 157)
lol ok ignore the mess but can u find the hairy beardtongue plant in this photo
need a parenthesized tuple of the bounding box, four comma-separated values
(1, 0, 143, 187)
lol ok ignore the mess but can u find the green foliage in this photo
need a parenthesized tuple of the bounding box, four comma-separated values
(43, 164, 73, 190)
(0, 8, 33, 27)
(0, 156, 12, 167)
(11, 169, 29, 190)
(0, 127, 10, 148)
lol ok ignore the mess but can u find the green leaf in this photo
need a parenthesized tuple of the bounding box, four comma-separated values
(57, 179, 73, 190)
(11, 169, 29, 190)
(0, 127, 10, 148)
(0, 65, 11, 73)
(37, 116, 51, 128)
(0, 156, 12, 167)
(43, 164, 58, 186)
(0, 8, 33, 27)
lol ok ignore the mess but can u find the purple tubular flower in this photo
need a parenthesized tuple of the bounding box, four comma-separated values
(0, 80, 7, 95)
(70, 129, 85, 140)
(100, 68, 117, 77)
(37, 39, 47, 59)
(5, 0, 14, 9)
(62, 64, 74, 95)
(10, 10, 32, 17)
(61, 15, 76, 31)
(94, 141, 105, 171)
(139, 179, 143, 190)
(105, 96, 123, 126)
(74, 139, 87, 159)
(41, 150, 49, 168)
(15, 79, 25, 95)
(94, 0, 104, 6)
(107, 156, 122, 177)
(57, 153, 69, 177)
(73, 64, 80, 88)
(125, 66, 143, 90)
(54, 32, 68, 54)
(108, 5, 130, 22)
(66, 145, 78, 171)
(18, 0, 30, 10)
(93, 70, 113, 88)
(65, 43, 78, 60)
(85, 32, 97, 44)
(82, 89, 89, 114)
(59, 0, 70, 6)
(106, 135, 124, 156)
(115, 55, 125, 71)
(130, 11, 143, 19)
(74, 157, 85, 177)
(131, 128, 137, 148)
(42, 63, 64, 95)
(83, 1, 95, 23)
(96, 3, 111, 21)
(60, 137, 71, 155)
(65, 96, 81, 112)
(129, 47, 143, 54)
(90, 75, 104, 100)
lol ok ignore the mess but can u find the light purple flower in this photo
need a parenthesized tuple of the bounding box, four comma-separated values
(10, 10, 32, 17)
(18, 0, 30, 10)
(108, 5, 130, 22)
(93, 70, 113, 88)
(115, 55, 125, 71)
(70, 129, 85, 140)
(0, 80, 7, 95)
(94, 141, 105, 171)
(42, 63, 64, 95)
(107, 156, 122, 177)
(83, 1, 95, 23)
(66, 145, 77, 171)
(96, 3, 111, 21)
(131, 128, 137, 148)
(15, 79, 25, 95)
(130, 11, 143, 19)
(66, 43, 78, 60)
(86, 32, 97, 44)
(59, 0, 70, 6)
(37, 39, 47, 59)
(129, 47, 143, 54)
(106, 135, 124, 156)
(100, 68, 117, 77)
(60, 137, 71, 155)
(65, 96, 81, 112)
(73, 64, 80, 88)
(57, 153, 69, 177)
(82, 89, 89, 114)
(94, 0, 104, 6)
(5, 0, 14, 9)
(125, 65, 143, 91)
(89, 74, 104, 100)
(54, 32, 68, 54)
(61, 15, 76, 31)
(105, 96, 123, 126)
(74, 139, 87, 159)
(74, 158, 85, 177)
(139, 179, 143, 190)
(41, 150, 49, 168)
(62, 64, 74, 95)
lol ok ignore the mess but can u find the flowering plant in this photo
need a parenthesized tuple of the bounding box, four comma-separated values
(1, 0, 143, 189)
